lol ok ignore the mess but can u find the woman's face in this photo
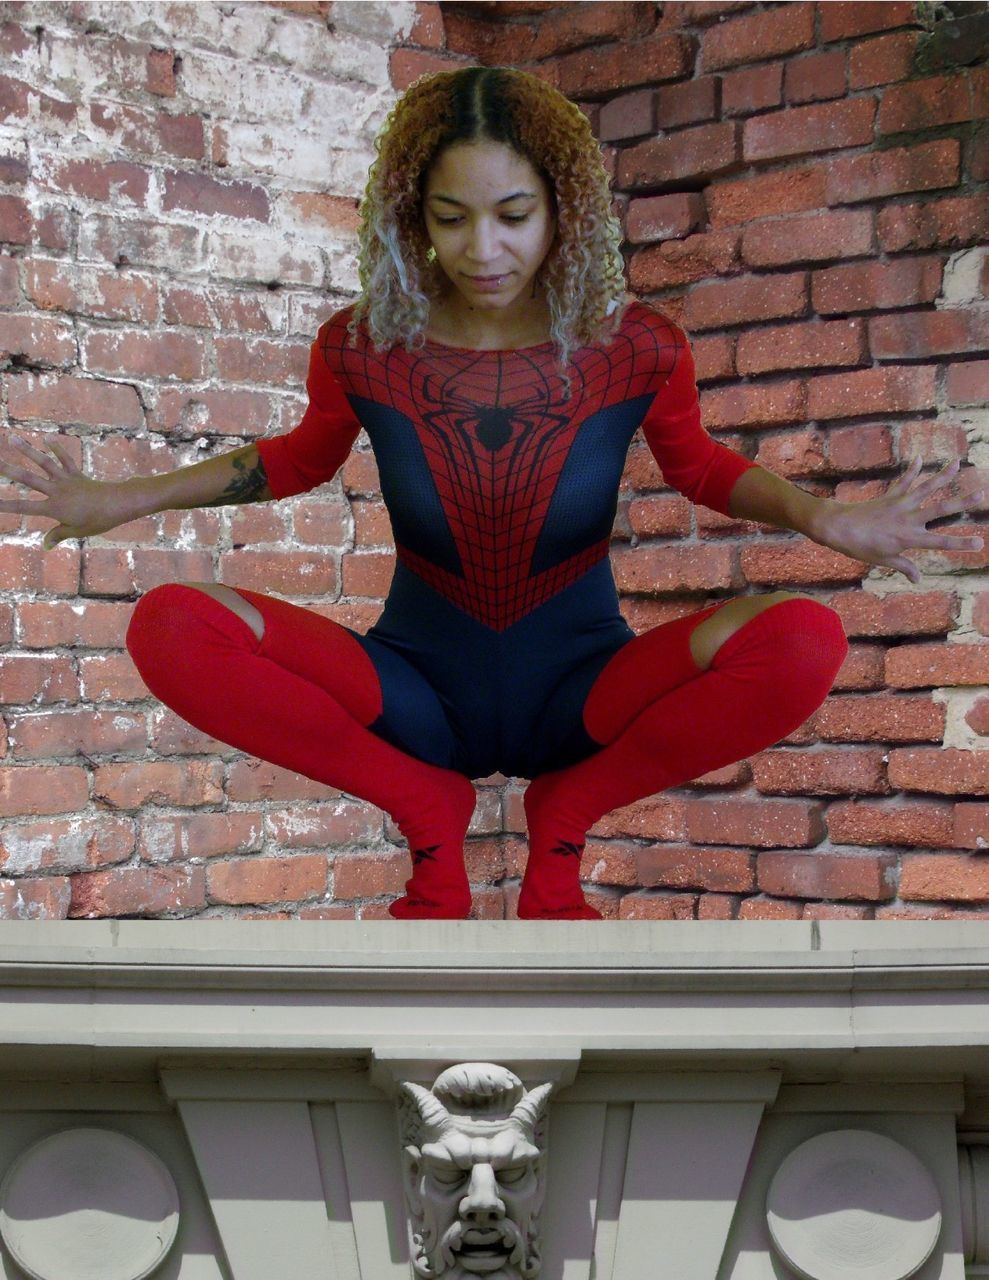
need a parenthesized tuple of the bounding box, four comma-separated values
(422, 140, 557, 320)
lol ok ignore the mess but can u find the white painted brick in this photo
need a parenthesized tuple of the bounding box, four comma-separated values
(41, 27, 147, 97)
(325, 245, 361, 294)
(322, 33, 392, 89)
(331, 0, 416, 42)
(222, 117, 362, 181)
(206, 226, 324, 287)
(177, 49, 310, 122)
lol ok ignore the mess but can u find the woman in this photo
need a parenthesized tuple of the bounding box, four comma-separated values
(3, 67, 982, 919)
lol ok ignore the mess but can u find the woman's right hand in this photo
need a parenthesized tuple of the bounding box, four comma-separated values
(0, 432, 126, 551)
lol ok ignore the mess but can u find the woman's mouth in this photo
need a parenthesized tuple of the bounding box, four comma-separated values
(465, 274, 511, 290)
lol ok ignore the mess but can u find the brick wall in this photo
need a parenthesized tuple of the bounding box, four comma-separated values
(1, 0, 986, 921)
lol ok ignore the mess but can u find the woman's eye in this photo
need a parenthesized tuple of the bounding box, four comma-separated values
(432, 215, 530, 225)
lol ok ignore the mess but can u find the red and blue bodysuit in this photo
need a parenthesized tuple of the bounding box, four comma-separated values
(126, 298, 848, 918)
(255, 298, 755, 780)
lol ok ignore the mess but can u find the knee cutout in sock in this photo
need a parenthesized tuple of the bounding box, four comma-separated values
(126, 582, 262, 664)
(710, 597, 848, 703)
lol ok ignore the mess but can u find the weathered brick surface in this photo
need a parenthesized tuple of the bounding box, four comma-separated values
(1, 0, 981, 918)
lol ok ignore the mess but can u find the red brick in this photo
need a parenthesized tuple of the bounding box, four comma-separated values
(827, 799, 954, 847)
(69, 864, 205, 918)
(293, 498, 350, 548)
(215, 336, 309, 386)
(888, 748, 989, 795)
(898, 420, 972, 465)
(806, 365, 936, 420)
(813, 694, 945, 743)
(331, 849, 407, 900)
(618, 892, 697, 920)
(966, 697, 989, 737)
(162, 170, 270, 220)
(721, 61, 783, 115)
(812, 256, 943, 315)
(803, 902, 873, 919)
(26, 259, 158, 325)
(222, 549, 339, 597)
(752, 748, 889, 795)
(636, 843, 755, 892)
(626, 193, 705, 244)
(0, 814, 135, 873)
(947, 360, 989, 407)
(742, 209, 874, 268)
(849, 30, 921, 90)
(45, 158, 149, 206)
(626, 495, 692, 538)
(825, 139, 960, 205)
(691, 333, 735, 381)
(658, 1, 752, 26)
(388, 48, 470, 92)
(150, 387, 273, 437)
(741, 540, 867, 586)
(619, 122, 741, 188)
(707, 166, 828, 227)
(886, 643, 989, 688)
(879, 72, 984, 135)
(0, 655, 81, 705)
(342, 445, 381, 494)
(82, 547, 213, 596)
(744, 98, 875, 163)
(833, 643, 886, 691)
(737, 894, 803, 919)
(682, 272, 807, 331)
(0, 877, 71, 920)
(0, 542, 79, 596)
(589, 795, 688, 842)
(556, 33, 691, 96)
(8, 708, 146, 758)
(954, 803, 989, 849)
(820, 2, 918, 42)
(409, 1, 444, 48)
(90, 101, 205, 161)
(700, 2, 814, 71)
(0, 313, 76, 367)
(870, 309, 989, 360)
(754, 429, 829, 479)
(686, 797, 825, 846)
(628, 229, 740, 289)
(900, 853, 989, 902)
(655, 75, 719, 128)
(139, 811, 263, 862)
(0, 194, 32, 245)
(827, 424, 895, 472)
(93, 760, 224, 809)
(208, 854, 327, 905)
(146, 47, 177, 96)
(698, 892, 739, 919)
(341, 550, 395, 598)
(6, 372, 143, 428)
(0, 765, 89, 819)
(612, 544, 736, 594)
(83, 328, 207, 381)
(828, 590, 956, 638)
(599, 88, 653, 142)
(225, 759, 340, 804)
(758, 849, 896, 901)
(736, 318, 866, 375)
(700, 378, 805, 430)
(878, 195, 989, 252)
(785, 49, 846, 104)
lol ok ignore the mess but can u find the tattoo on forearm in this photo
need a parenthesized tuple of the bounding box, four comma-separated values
(203, 450, 271, 506)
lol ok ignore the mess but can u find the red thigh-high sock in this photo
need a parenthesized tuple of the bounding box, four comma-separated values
(519, 598, 848, 920)
(125, 584, 476, 919)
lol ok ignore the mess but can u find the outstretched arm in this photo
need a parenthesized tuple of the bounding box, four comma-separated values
(727, 457, 985, 584)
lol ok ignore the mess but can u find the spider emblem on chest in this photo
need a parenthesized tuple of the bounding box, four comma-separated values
(419, 374, 571, 462)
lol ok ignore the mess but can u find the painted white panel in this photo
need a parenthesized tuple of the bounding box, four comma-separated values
(538, 1103, 607, 1280)
(612, 1101, 766, 1280)
(591, 1103, 634, 1280)
(310, 1104, 362, 1280)
(179, 1100, 337, 1280)
(337, 1101, 412, 1280)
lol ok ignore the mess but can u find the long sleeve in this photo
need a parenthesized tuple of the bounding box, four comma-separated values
(639, 329, 757, 516)
(255, 329, 363, 499)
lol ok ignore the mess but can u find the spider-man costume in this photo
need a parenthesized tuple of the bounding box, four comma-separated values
(126, 298, 848, 919)
(254, 299, 756, 780)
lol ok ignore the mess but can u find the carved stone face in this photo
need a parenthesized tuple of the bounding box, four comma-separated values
(398, 1064, 552, 1280)
(408, 1124, 544, 1278)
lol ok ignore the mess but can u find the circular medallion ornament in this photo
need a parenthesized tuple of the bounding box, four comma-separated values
(0, 1127, 180, 1280)
(766, 1129, 941, 1280)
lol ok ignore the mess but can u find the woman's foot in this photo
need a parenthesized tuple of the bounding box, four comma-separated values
(518, 771, 602, 920)
(388, 771, 477, 919)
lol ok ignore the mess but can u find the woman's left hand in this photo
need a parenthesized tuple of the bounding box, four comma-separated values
(813, 458, 985, 585)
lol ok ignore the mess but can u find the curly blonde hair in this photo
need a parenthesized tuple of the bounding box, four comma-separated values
(348, 65, 629, 398)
